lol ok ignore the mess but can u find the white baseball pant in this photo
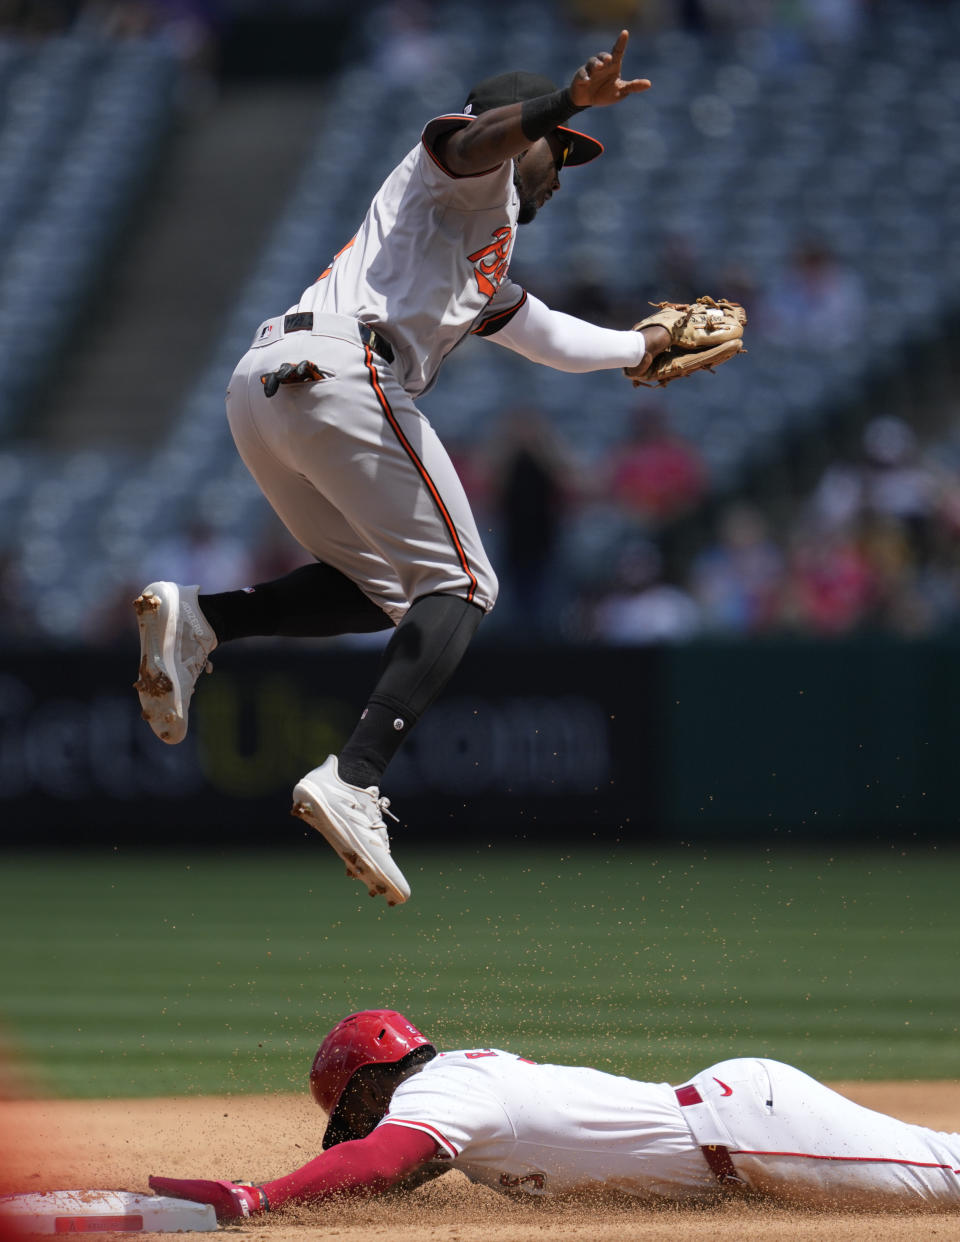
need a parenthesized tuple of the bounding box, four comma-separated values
(678, 1057, 960, 1208)
(225, 313, 498, 626)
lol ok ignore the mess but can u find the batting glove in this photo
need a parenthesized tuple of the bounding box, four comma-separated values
(148, 1176, 268, 1222)
(260, 360, 325, 398)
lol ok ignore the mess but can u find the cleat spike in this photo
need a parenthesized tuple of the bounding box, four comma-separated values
(133, 591, 161, 616)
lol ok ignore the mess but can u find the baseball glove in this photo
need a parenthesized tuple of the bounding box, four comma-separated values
(625, 295, 747, 388)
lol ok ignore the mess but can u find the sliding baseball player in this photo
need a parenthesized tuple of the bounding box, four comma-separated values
(151, 1009, 960, 1216)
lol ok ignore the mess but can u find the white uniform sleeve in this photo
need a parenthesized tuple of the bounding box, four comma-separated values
(483, 291, 647, 373)
(381, 1062, 513, 1159)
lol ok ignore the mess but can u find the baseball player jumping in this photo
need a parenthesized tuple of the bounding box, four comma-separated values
(133, 31, 744, 906)
(150, 1008, 960, 1216)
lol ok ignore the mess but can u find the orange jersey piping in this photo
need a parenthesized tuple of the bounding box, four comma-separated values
(317, 236, 356, 280)
(363, 347, 479, 603)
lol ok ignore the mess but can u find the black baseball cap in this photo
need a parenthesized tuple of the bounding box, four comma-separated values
(463, 70, 604, 166)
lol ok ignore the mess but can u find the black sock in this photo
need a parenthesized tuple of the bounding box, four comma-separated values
(198, 563, 392, 643)
(337, 593, 484, 788)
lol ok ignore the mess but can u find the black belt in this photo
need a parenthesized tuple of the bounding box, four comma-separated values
(283, 312, 394, 365)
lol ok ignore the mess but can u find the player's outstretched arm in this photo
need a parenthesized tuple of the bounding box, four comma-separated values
(261, 1125, 439, 1205)
(436, 29, 650, 177)
(148, 1125, 439, 1220)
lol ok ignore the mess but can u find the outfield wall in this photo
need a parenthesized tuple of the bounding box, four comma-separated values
(0, 638, 957, 845)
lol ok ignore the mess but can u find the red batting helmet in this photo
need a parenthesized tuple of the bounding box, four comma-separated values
(309, 1009, 434, 1116)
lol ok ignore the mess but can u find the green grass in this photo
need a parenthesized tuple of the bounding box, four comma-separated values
(1, 846, 957, 1098)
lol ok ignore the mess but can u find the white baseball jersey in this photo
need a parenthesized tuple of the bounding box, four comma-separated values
(295, 115, 528, 399)
(381, 1049, 715, 1200)
(380, 1051, 960, 1208)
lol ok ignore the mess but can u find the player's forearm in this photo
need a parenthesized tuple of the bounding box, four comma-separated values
(439, 93, 583, 176)
(260, 1125, 438, 1207)
(487, 293, 653, 373)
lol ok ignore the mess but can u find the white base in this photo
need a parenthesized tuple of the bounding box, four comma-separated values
(0, 1190, 217, 1234)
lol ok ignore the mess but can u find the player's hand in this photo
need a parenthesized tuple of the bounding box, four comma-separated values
(148, 1176, 268, 1223)
(260, 359, 326, 398)
(569, 30, 650, 108)
(632, 323, 672, 378)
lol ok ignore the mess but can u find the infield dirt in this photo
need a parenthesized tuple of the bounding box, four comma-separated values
(2, 1087, 959, 1241)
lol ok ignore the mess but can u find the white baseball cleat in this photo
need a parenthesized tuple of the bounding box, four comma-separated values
(291, 755, 410, 906)
(133, 581, 217, 745)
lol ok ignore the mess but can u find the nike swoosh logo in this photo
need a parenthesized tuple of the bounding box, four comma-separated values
(713, 1077, 734, 1096)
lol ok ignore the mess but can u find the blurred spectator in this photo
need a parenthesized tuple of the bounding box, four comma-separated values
(591, 538, 702, 644)
(605, 407, 708, 526)
(488, 406, 574, 639)
(760, 237, 866, 352)
(811, 416, 939, 561)
(779, 519, 874, 635)
(855, 512, 920, 632)
(690, 502, 784, 633)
